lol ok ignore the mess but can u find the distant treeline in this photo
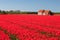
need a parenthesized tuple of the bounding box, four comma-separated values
(0, 10, 37, 14)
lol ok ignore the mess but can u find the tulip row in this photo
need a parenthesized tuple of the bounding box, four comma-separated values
(0, 14, 60, 40)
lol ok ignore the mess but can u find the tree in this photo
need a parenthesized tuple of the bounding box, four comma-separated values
(2, 11, 7, 14)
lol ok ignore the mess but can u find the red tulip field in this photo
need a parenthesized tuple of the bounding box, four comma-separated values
(0, 14, 60, 40)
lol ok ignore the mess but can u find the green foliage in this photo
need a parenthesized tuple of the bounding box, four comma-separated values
(0, 26, 19, 40)
(0, 10, 37, 14)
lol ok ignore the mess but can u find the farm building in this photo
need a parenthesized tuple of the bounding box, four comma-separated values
(38, 10, 53, 15)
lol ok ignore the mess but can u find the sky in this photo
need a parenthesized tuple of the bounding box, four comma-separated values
(0, 0, 60, 12)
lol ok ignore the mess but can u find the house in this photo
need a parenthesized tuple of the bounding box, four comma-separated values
(38, 10, 44, 15)
(38, 10, 53, 15)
